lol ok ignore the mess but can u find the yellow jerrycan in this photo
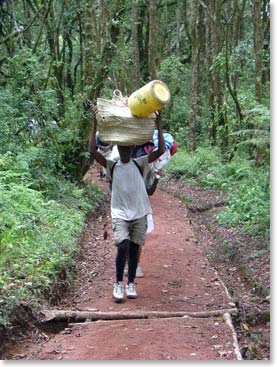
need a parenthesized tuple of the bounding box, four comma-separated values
(128, 80, 171, 117)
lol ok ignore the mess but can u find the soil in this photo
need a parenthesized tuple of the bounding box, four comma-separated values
(158, 175, 270, 360)
(2, 170, 270, 360)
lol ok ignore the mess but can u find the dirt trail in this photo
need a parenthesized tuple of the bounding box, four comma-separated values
(14, 171, 242, 360)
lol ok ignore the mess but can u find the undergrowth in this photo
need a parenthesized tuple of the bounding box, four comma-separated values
(0, 152, 103, 327)
(164, 147, 270, 236)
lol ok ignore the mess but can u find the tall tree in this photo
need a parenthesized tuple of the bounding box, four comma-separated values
(45, 0, 66, 117)
(176, 0, 183, 57)
(203, 1, 216, 145)
(188, 0, 199, 152)
(90, 0, 125, 101)
(224, 0, 244, 125)
(84, 0, 95, 103)
(148, 0, 158, 79)
(253, 0, 263, 103)
(131, 0, 141, 89)
(203, 0, 226, 148)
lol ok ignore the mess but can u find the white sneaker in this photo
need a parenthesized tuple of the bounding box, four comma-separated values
(136, 264, 144, 278)
(113, 281, 124, 302)
(126, 282, 137, 299)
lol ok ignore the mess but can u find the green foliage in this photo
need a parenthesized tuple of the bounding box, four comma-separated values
(0, 152, 104, 326)
(230, 103, 270, 166)
(216, 170, 270, 234)
(199, 158, 254, 190)
(0, 49, 102, 327)
(164, 147, 269, 235)
(0, 50, 58, 154)
(164, 147, 222, 183)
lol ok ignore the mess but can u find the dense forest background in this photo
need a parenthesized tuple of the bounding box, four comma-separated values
(0, 0, 270, 335)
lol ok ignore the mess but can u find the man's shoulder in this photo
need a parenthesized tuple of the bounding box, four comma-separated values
(134, 155, 149, 166)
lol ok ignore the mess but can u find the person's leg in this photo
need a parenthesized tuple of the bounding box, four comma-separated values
(124, 245, 144, 277)
(126, 241, 140, 299)
(124, 250, 129, 275)
(137, 246, 142, 263)
(128, 216, 147, 279)
(115, 239, 129, 282)
(127, 241, 139, 283)
(112, 218, 130, 302)
(136, 246, 144, 277)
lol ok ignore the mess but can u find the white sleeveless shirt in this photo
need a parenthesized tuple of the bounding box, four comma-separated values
(106, 156, 152, 220)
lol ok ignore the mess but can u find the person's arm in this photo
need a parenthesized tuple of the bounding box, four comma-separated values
(88, 105, 107, 168)
(146, 177, 159, 196)
(148, 110, 165, 164)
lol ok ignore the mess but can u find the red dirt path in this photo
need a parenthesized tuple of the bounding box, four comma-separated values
(13, 170, 241, 360)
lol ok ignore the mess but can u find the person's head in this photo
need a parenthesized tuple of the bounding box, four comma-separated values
(117, 145, 134, 163)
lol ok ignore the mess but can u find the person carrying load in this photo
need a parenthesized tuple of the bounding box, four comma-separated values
(88, 105, 165, 302)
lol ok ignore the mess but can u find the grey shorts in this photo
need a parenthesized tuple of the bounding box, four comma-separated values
(112, 216, 148, 246)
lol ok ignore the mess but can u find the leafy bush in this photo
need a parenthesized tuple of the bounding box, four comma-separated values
(199, 158, 254, 189)
(164, 147, 270, 234)
(0, 50, 59, 154)
(164, 146, 221, 183)
(216, 170, 270, 234)
(0, 153, 104, 326)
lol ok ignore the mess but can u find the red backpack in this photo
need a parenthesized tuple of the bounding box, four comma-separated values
(170, 140, 177, 156)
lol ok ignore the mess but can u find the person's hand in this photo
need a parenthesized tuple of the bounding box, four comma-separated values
(154, 168, 162, 179)
(155, 110, 162, 128)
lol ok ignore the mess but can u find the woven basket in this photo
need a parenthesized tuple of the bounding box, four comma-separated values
(96, 95, 155, 146)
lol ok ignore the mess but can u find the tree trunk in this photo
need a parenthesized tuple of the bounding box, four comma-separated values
(262, 0, 270, 84)
(230, 0, 247, 93)
(188, 0, 199, 152)
(131, 0, 141, 89)
(0, 0, 16, 56)
(148, 0, 158, 79)
(138, 5, 149, 81)
(176, 0, 182, 56)
(224, 0, 243, 128)
(84, 1, 95, 103)
(65, 28, 74, 96)
(77, 11, 84, 91)
(204, 4, 216, 145)
(253, 0, 263, 103)
(79, 0, 125, 179)
(45, 0, 66, 117)
(42, 308, 238, 323)
(161, 0, 168, 52)
(23, 0, 32, 47)
(90, 0, 125, 102)
(211, 0, 226, 148)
